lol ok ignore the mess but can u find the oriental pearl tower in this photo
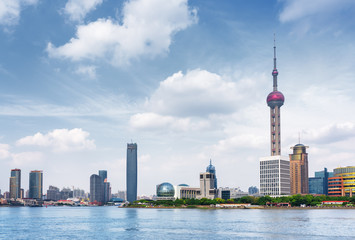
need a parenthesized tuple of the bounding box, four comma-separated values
(266, 37, 284, 156)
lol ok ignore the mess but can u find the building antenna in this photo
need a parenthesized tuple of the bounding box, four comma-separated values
(298, 132, 301, 144)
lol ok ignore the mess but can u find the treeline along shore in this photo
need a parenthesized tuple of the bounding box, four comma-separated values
(127, 194, 355, 209)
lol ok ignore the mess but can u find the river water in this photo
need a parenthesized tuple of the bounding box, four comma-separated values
(0, 207, 354, 239)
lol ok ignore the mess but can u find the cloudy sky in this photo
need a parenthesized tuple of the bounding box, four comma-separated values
(1, 0, 355, 196)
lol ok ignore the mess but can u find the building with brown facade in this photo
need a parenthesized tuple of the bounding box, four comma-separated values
(289, 143, 309, 195)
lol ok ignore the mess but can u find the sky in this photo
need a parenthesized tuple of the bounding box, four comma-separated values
(1, 0, 355, 196)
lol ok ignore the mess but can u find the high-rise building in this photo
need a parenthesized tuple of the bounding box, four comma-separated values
(328, 166, 355, 197)
(309, 168, 333, 195)
(126, 143, 137, 203)
(9, 169, 21, 199)
(259, 39, 290, 196)
(206, 159, 217, 188)
(47, 185, 60, 200)
(198, 172, 217, 199)
(289, 144, 309, 195)
(29, 170, 43, 199)
(90, 174, 104, 204)
(248, 186, 259, 195)
(99, 170, 109, 203)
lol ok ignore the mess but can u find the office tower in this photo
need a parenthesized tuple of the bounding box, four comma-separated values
(328, 166, 355, 197)
(47, 186, 60, 200)
(206, 159, 217, 188)
(259, 39, 290, 196)
(99, 170, 110, 203)
(126, 143, 137, 203)
(90, 174, 104, 204)
(29, 170, 43, 199)
(289, 144, 309, 195)
(309, 168, 333, 195)
(198, 172, 217, 199)
(9, 169, 21, 199)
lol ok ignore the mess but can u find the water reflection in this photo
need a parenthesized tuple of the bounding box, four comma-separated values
(124, 208, 139, 232)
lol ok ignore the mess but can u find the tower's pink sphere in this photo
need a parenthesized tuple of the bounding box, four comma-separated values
(267, 91, 284, 108)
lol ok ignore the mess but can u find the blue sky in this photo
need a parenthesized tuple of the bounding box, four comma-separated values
(1, 0, 355, 196)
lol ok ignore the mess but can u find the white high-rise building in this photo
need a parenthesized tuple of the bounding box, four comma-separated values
(260, 156, 290, 196)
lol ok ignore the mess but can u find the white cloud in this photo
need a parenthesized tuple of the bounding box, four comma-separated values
(75, 65, 97, 79)
(47, 0, 198, 66)
(11, 151, 43, 166)
(130, 69, 246, 131)
(302, 122, 355, 144)
(146, 69, 241, 117)
(0, 143, 11, 159)
(63, 0, 103, 22)
(0, 0, 38, 26)
(16, 128, 96, 152)
(130, 112, 209, 131)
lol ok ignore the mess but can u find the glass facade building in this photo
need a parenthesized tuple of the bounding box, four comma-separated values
(206, 160, 217, 188)
(328, 166, 355, 197)
(9, 169, 21, 199)
(99, 170, 110, 203)
(126, 143, 137, 203)
(156, 182, 175, 197)
(90, 174, 104, 204)
(260, 156, 290, 196)
(308, 168, 333, 195)
(29, 170, 43, 199)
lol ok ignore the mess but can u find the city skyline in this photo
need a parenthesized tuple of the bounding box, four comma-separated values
(1, 0, 355, 195)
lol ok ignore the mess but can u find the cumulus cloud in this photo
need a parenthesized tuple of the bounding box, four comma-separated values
(130, 69, 245, 131)
(146, 69, 241, 117)
(0, 0, 38, 26)
(0, 143, 11, 159)
(303, 122, 355, 144)
(47, 0, 198, 66)
(130, 112, 209, 131)
(16, 128, 96, 152)
(11, 151, 43, 166)
(63, 0, 103, 22)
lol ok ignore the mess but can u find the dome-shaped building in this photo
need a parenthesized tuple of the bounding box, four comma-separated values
(156, 182, 175, 198)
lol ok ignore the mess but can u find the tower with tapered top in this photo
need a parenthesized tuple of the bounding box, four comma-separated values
(267, 38, 285, 156)
(259, 37, 290, 196)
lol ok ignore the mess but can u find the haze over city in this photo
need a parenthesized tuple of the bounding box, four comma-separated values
(0, 0, 355, 196)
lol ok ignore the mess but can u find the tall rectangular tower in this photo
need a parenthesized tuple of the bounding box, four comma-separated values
(289, 144, 309, 195)
(126, 143, 137, 203)
(29, 170, 43, 199)
(9, 169, 21, 199)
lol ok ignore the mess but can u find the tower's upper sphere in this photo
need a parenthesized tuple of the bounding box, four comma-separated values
(267, 91, 284, 108)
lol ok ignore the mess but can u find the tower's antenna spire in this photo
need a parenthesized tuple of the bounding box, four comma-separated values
(272, 33, 278, 91)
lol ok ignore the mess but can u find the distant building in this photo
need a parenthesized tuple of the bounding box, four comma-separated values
(309, 168, 333, 195)
(9, 169, 21, 199)
(117, 190, 126, 201)
(127, 143, 137, 203)
(47, 186, 60, 200)
(260, 156, 290, 196)
(197, 172, 217, 199)
(29, 170, 43, 199)
(289, 144, 309, 195)
(206, 160, 217, 188)
(90, 174, 104, 204)
(99, 170, 110, 203)
(61, 188, 73, 200)
(156, 182, 175, 200)
(328, 166, 355, 197)
(73, 188, 86, 199)
(180, 187, 200, 199)
(248, 186, 259, 195)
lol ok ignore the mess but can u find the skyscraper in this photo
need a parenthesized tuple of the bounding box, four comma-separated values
(206, 159, 217, 188)
(309, 168, 333, 195)
(9, 169, 21, 199)
(126, 143, 137, 203)
(289, 143, 309, 195)
(259, 38, 290, 196)
(29, 170, 43, 199)
(90, 174, 104, 204)
(99, 170, 109, 203)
